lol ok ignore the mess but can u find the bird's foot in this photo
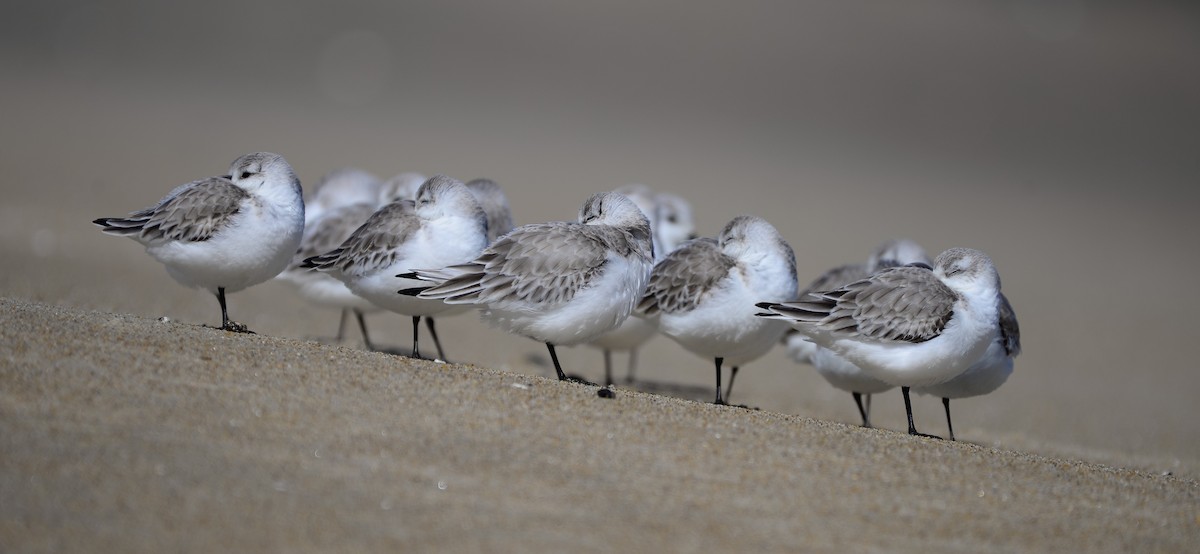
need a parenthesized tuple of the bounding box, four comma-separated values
(217, 321, 253, 334)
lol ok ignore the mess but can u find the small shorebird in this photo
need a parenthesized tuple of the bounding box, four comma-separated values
(639, 215, 798, 405)
(915, 292, 1020, 440)
(758, 247, 1003, 437)
(303, 175, 489, 360)
(400, 191, 654, 383)
(277, 167, 383, 348)
(587, 185, 697, 386)
(784, 239, 931, 427)
(93, 152, 305, 332)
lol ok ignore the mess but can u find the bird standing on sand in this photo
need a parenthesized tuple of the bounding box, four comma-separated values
(785, 238, 931, 427)
(587, 185, 697, 386)
(93, 152, 305, 332)
(758, 247, 1002, 437)
(303, 175, 489, 360)
(915, 292, 1020, 440)
(277, 167, 383, 348)
(639, 215, 798, 405)
(401, 191, 654, 383)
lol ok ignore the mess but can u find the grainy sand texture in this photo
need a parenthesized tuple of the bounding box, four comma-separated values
(2, 1, 1199, 551)
(2, 298, 1197, 552)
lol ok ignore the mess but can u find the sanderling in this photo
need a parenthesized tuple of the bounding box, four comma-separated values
(306, 167, 384, 221)
(281, 168, 382, 339)
(400, 191, 654, 383)
(651, 191, 697, 256)
(464, 178, 516, 243)
(587, 185, 697, 385)
(758, 247, 1002, 437)
(372, 175, 514, 354)
(915, 292, 1020, 440)
(302, 175, 489, 360)
(785, 239, 932, 427)
(93, 152, 304, 332)
(638, 215, 797, 405)
(278, 168, 384, 348)
(377, 172, 427, 205)
(785, 262, 885, 426)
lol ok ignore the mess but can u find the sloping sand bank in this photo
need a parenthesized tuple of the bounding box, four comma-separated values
(1, 297, 1196, 552)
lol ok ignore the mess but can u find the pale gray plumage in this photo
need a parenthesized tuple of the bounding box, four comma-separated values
(760, 247, 1003, 437)
(408, 191, 654, 382)
(465, 178, 515, 243)
(769, 265, 957, 344)
(637, 237, 732, 315)
(95, 178, 250, 242)
(640, 215, 798, 404)
(93, 152, 305, 332)
(415, 221, 626, 306)
(302, 200, 417, 276)
(291, 202, 380, 268)
(303, 174, 489, 360)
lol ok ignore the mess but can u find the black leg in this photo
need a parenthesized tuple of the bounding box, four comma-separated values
(547, 344, 596, 385)
(625, 348, 639, 384)
(425, 317, 446, 361)
(942, 397, 956, 441)
(547, 343, 567, 381)
(603, 349, 614, 387)
(853, 392, 872, 428)
(410, 316, 422, 359)
(725, 366, 740, 404)
(336, 308, 349, 342)
(902, 386, 941, 439)
(214, 287, 249, 332)
(713, 357, 726, 405)
(217, 287, 229, 329)
(354, 309, 374, 351)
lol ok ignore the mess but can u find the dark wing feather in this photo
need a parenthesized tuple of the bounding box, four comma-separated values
(997, 292, 1021, 357)
(303, 201, 418, 274)
(638, 237, 734, 315)
(799, 263, 870, 297)
(419, 222, 614, 306)
(296, 203, 378, 261)
(831, 266, 957, 342)
(759, 265, 958, 343)
(94, 177, 249, 242)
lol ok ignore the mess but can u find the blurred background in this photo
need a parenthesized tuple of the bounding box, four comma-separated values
(2, 1, 1197, 474)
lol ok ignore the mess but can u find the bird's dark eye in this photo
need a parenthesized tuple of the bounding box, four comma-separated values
(667, 215, 678, 223)
(240, 171, 253, 180)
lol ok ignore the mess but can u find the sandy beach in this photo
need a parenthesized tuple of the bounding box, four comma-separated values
(2, 1, 1199, 551)
(2, 297, 1197, 552)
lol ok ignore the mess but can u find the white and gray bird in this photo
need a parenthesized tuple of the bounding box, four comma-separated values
(377, 172, 428, 206)
(278, 167, 383, 348)
(587, 184, 697, 386)
(915, 292, 1020, 440)
(785, 239, 931, 427)
(401, 191, 654, 383)
(639, 215, 798, 405)
(302, 175, 489, 360)
(464, 178, 516, 243)
(758, 247, 1002, 437)
(93, 152, 305, 332)
(305, 167, 384, 221)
